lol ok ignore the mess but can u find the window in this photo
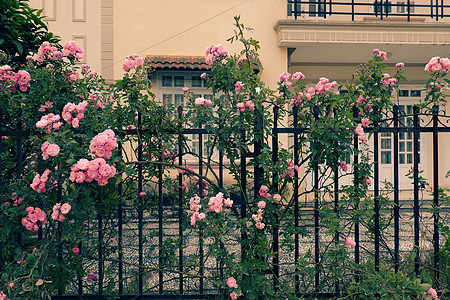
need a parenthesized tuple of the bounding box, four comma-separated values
(374, 1, 392, 14)
(309, 0, 325, 17)
(156, 70, 211, 158)
(398, 90, 409, 97)
(287, 2, 302, 17)
(398, 104, 419, 164)
(397, 1, 415, 13)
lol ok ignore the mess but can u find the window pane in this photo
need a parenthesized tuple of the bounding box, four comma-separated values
(174, 94, 184, 107)
(381, 132, 391, 137)
(381, 151, 391, 164)
(407, 105, 413, 115)
(407, 153, 412, 164)
(309, 0, 316, 17)
(162, 76, 172, 87)
(287, 3, 293, 16)
(397, 2, 405, 13)
(174, 76, 184, 87)
(407, 132, 412, 140)
(163, 94, 172, 105)
(399, 153, 405, 164)
(399, 141, 405, 152)
(398, 90, 409, 97)
(381, 139, 391, 149)
(407, 141, 412, 152)
(399, 132, 405, 140)
(204, 94, 213, 100)
(411, 90, 421, 97)
(192, 76, 202, 87)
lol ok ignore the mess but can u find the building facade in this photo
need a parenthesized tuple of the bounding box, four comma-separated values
(29, 0, 450, 190)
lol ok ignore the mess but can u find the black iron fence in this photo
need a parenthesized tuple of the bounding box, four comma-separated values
(287, 0, 450, 21)
(1, 104, 450, 298)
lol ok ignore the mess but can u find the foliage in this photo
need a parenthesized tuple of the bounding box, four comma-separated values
(0, 0, 59, 66)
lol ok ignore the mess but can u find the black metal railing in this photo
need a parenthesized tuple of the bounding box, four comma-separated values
(1, 104, 450, 298)
(287, 0, 450, 21)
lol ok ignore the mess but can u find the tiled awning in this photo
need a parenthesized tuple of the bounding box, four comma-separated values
(147, 56, 211, 71)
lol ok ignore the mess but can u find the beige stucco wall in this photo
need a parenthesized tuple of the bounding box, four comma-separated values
(113, 0, 288, 88)
(28, 0, 110, 79)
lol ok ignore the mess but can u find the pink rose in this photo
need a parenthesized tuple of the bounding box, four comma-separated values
(226, 277, 237, 288)
(72, 247, 80, 254)
(60, 203, 71, 214)
(182, 87, 189, 92)
(46, 143, 60, 157)
(346, 237, 356, 248)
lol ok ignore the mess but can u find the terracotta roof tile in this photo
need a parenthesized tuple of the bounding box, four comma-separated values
(147, 55, 211, 71)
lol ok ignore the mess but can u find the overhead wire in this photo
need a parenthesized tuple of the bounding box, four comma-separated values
(97, 0, 251, 74)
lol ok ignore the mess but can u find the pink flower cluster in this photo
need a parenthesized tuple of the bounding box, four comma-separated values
(86, 273, 97, 282)
(280, 161, 299, 178)
(11, 193, 24, 206)
(426, 287, 439, 300)
(62, 101, 88, 129)
(89, 129, 118, 159)
(30, 42, 62, 62)
(88, 93, 103, 108)
(62, 41, 85, 60)
(314, 77, 337, 95)
(22, 206, 47, 232)
(0, 65, 31, 92)
(41, 141, 60, 160)
(122, 53, 144, 72)
(208, 192, 225, 213)
(178, 165, 193, 174)
(30, 169, 51, 193)
(205, 44, 229, 66)
(381, 73, 397, 86)
(194, 97, 213, 106)
(355, 125, 364, 136)
(70, 158, 116, 186)
(171, 182, 188, 193)
(373, 49, 388, 60)
(346, 236, 356, 247)
(234, 81, 244, 92)
(425, 56, 450, 72)
(252, 202, 265, 230)
(279, 72, 305, 89)
(190, 195, 206, 226)
(236, 100, 255, 112)
(36, 113, 63, 132)
(259, 185, 272, 200)
(0, 291, 8, 300)
(68, 72, 80, 83)
(339, 161, 348, 172)
(38, 101, 54, 112)
(51, 203, 71, 222)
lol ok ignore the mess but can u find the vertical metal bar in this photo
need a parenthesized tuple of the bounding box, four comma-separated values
(117, 142, 123, 295)
(352, 0, 355, 21)
(393, 106, 400, 273)
(272, 106, 279, 291)
(313, 105, 320, 288)
(333, 108, 339, 294)
(137, 112, 144, 295)
(431, 0, 434, 19)
(373, 116, 380, 272)
(432, 105, 440, 289)
(98, 209, 104, 294)
(407, 0, 411, 21)
(199, 126, 204, 294)
(380, 0, 384, 20)
(78, 240, 82, 295)
(353, 106, 360, 282)
(293, 106, 300, 295)
(436, 0, 439, 20)
(334, 167, 339, 294)
(57, 178, 63, 296)
(177, 107, 184, 294)
(158, 143, 164, 294)
(240, 128, 247, 262)
(441, 0, 444, 19)
(413, 106, 420, 276)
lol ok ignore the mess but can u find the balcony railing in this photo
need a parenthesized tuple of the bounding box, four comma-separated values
(287, 0, 449, 21)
